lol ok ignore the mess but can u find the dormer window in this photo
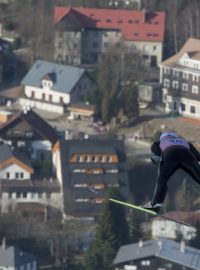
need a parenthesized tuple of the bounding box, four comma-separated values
(42, 72, 56, 90)
(42, 79, 53, 89)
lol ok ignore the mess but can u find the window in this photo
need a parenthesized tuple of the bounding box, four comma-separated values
(31, 193, 38, 199)
(172, 81, 179, 89)
(182, 83, 188, 91)
(141, 260, 151, 266)
(31, 91, 34, 98)
(174, 102, 177, 110)
(6, 172, 10, 179)
(164, 68, 170, 75)
(173, 70, 179, 77)
(190, 105, 196, 114)
(193, 75, 199, 82)
(60, 97, 64, 104)
(16, 192, 21, 198)
(26, 131, 33, 138)
(15, 172, 19, 179)
(180, 103, 186, 111)
(182, 72, 189, 79)
(192, 85, 198, 94)
(163, 79, 170, 88)
(76, 198, 89, 202)
(143, 45, 148, 52)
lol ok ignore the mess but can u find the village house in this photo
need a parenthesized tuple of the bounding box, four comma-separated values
(113, 238, 200, 270)
(0, 109, 62, 214)
(160, 38, 200, 119)
(54, 6, 165, 67)
(151, 211, 199, 241)
(0, 239, 37, 270)
(19, 60, 95, 114)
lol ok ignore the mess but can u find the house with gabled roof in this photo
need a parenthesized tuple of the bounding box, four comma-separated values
(19, 60, 95, 114)
(0, 108, 60, 160)
(0, 239, 37, 269)
(160, 37, 200, 119)
(52, 138, 129, 218)
(0, 109, 62, 214)
(0, 143, 61, 213)
(54, 6, 165, 67)
(151, 211, 199, 241)
(0, 144, 33, 180)
(113, 238, 200, 270)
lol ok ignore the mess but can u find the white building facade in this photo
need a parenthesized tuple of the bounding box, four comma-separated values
(160, 38, 200, 119)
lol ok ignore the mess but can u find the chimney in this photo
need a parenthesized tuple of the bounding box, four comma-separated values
(2, 237, 6, 249)
(180, 240, 185, 253)
(158, 240, 162, 250)
(142, 9, 146, 23)
(138, 239, 143, 248)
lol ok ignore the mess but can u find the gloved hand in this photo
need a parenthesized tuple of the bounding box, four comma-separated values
(151, 153, 162, 165)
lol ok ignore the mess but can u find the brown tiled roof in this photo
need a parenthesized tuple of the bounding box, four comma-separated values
(0, 86, 23, 99)
(187, 51, 200, 60)
(153, 210, 200, 225)
(0, 109, 60, 144)
(161, 38, 200, 66)
(54, 6, 165, 42)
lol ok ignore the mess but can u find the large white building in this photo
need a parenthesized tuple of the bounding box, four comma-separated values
(160, 38, 200, 119)
(20, 60, 95, 114)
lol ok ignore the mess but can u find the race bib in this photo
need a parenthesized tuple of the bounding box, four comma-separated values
(160, 138, 190, 152)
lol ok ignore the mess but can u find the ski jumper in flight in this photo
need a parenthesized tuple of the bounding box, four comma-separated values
(143, 132, 200, 213)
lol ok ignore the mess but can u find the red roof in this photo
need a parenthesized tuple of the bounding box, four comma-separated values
(54, 6, 165, 42)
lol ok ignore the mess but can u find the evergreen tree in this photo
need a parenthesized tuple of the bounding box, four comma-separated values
(84, 188, 129, 270)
